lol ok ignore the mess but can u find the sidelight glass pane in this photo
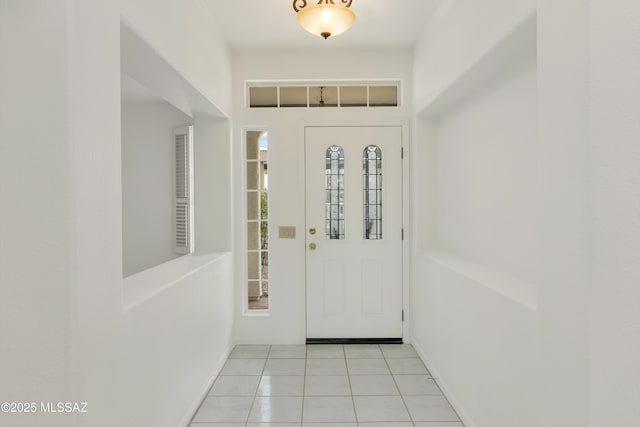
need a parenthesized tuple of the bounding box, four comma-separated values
(325, 145, 345, 239)
(247, 161, 259, 190)
(247, 251, 260, 280)
(247, 221, 260, 250)
(247, 192, 260, 221)
(363, 145, 383, 239)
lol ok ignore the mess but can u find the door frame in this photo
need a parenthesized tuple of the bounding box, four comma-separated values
(300, 122, 411, 342)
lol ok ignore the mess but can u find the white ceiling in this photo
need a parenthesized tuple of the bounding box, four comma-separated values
(203, 0, 444, 50)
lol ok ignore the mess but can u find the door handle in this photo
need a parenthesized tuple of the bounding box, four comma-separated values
(309, 228, 316, 235)
(309, 243, 317, 250)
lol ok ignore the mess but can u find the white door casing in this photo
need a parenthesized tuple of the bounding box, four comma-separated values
(305, 126, 403, 339)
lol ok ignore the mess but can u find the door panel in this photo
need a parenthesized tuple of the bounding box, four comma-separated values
(362, 260, 383, 315)
(305, 126, 403, 339)
(323, 261, 345, 315)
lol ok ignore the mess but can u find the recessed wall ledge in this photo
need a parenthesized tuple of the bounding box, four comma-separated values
(416, 10, 537, 118)
(123, 252, 231, 312)
(417, 248, 538, 312)
(121, 21, 230, 120)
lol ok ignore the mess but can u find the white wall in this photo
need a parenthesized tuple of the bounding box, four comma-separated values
(119, 0, 232, 114)
(413, 0, 538, 112)
(121, 97, 193, 277)
(0, 0, 234, 426)
(413, 26, 539, 427)
(121, 253, 233, 427)
(535, 2, 590, 425)
(412, 1, 593, 426)
(0, 3, 74, 426)
(194, 116, 233, 253)
(411, 0, 640, 426)
(427, 65, 539, 305)
(232, 50, 412, 344)
(589, 1, 640, 425)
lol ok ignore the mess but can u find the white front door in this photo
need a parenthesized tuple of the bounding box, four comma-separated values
(305, 126, 403, 339)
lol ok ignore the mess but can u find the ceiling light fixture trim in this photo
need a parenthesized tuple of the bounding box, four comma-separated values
(293, 0, 356, 40)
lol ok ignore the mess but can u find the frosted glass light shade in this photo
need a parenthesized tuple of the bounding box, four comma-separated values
(297, 4, 356, 39)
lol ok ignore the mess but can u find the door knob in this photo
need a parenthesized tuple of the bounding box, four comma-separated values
(309, 243, 317, 250)
(309, 228, 316, 235)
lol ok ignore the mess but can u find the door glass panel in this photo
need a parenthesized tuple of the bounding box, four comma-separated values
(325, 145, 345, 239)
(363, 145, 382, 239)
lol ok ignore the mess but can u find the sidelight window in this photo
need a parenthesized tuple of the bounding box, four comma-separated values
(246, 131, 269, 310)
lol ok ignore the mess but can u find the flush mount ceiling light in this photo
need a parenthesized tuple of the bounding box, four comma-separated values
(293, 0, 356, 40)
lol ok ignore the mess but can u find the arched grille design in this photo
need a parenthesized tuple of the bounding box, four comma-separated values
(325, 145, 345, 239)
(363, 145, 382, 240)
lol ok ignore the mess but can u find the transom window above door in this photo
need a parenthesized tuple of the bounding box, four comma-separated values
(247, 80, 401, 108)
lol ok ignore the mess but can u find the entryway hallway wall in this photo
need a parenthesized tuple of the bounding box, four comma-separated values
(231, 49, 413, 345)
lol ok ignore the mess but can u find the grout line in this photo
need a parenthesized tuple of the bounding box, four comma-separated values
(244, 345, 270, 425)
(432, 379, 466, 426)
(384, 347, 415, 425)
(190, 344, 462, 426)
(301, 346, 308, 423)
(347, 344, 361, 424)
(265, 344, 273, 359)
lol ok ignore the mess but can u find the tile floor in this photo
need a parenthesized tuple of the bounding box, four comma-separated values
(189, 344, 464, 426)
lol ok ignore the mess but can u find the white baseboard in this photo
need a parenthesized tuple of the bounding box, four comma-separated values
(233, 336, 305, 345)
(409, 338, 477, 427)
(178, 344, 234, 427)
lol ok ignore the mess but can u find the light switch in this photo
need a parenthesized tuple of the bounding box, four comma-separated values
(278, 226, 296, 239)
